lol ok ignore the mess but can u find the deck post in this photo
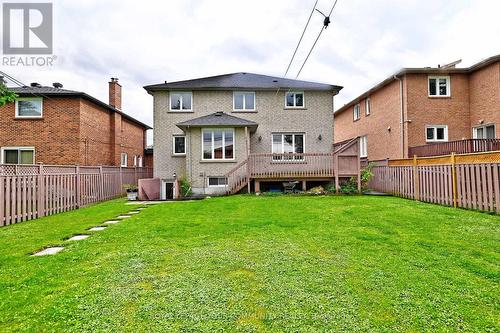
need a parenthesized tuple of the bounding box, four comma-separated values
(334, 154, 339, 192)
(302, 180, 307, 191)
(255, 180, 260, 193)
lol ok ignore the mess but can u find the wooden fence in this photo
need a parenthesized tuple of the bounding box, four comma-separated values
(369, 151, 500, 213)
(0, 164, 152, 227)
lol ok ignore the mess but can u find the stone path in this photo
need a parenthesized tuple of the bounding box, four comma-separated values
(67, 235, 90, 241)
(32, 247, 64, 256)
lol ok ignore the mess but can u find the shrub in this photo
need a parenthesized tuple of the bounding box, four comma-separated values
(340, 177, 358, 194)
(178, 177, 193, 197)
(361, 163, 375, 191)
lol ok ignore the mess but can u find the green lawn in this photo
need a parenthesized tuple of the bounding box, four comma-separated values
(0, 195, 498, 332)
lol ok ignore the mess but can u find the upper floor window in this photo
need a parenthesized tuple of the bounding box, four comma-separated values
(233, 92, 255, 111)
(16, 97, 43, 118)
(202, 129, 234, 160)
(428, 76, 450, 97)
(426, 125, 448, 142)
(353, 104, 360, 121)
(473, 124, 496, 139)
(359, 135, 368, 158)
(120, 153, 128, 167)
(170, 92, 192, 111)
(365, 98, 371, 115)
(285, 92, 304, 108)
(1, 147, 35, 164)
(172, 135, 186, 155)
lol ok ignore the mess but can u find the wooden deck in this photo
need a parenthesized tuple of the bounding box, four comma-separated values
(225, 137, 361, 194)
(408, 139, 500, 157)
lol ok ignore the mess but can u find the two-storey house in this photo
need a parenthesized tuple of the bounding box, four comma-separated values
(334, 54, 500, 160)
(145, 72, 360, 198)
(0, 78, 152, 167)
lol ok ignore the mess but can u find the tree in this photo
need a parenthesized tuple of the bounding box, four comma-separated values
(0, 80, 17, 106)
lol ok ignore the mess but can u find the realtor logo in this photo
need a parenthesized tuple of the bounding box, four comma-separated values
(2, 2, 53, 54)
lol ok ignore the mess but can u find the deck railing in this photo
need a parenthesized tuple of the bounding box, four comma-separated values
(408, 139, 500, 157)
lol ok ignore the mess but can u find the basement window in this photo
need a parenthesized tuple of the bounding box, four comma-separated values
(208, 177, 228, 187)
(1, 147, 35, 164)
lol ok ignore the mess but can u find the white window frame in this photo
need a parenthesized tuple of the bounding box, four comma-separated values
(137, 156, 143, 167)
(120, 153, 128, 167)
(473, 124, 496, 139)
(353, 104, 360, 121)
(271, 133, 305, 161)
(133, 155, 138, 167)
(207, 176, 228, 187)
(359, 135, 368, 158)
(169, 92, 193, 111)
(428, 76, 451, 97)
(172, 135, 186, 155)
(15, 97, 43, 118)
(233, 91, 256, 111)
(365, 98, 371, 116)
(1, 146, 36, 164)
(284, 91, 305, 108)
(201, 128, 235, 161)
(425, 125, 449, 142)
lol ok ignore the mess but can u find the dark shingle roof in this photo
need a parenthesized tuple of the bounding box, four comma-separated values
(144, 72, 342, 92)
(176, 112, 258, 131)
(9, 86, 152, 129)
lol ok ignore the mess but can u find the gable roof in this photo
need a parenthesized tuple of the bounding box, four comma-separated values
(335, 54, 500, 115)
(144, 72, 342, 92)
(176, 112, 258, 131)
(10, 86, 152, 129)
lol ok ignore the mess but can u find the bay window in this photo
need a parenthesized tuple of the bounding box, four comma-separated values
(202, 129, 234, 160)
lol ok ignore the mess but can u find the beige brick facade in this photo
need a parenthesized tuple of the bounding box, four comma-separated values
(152, 89, 336, 194)
(334, 57, 500, 160)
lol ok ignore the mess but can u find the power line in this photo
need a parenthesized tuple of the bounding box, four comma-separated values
(295, 0, 340, 79)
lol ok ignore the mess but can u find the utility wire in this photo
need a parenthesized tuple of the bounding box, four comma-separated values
(294, 0, 339, 79)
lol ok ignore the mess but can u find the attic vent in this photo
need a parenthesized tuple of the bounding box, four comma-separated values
(215, 112, 223, 116)
(30, 82, 41, 88)
(273, 80, 278, 82)
(52, 82, 63, 88)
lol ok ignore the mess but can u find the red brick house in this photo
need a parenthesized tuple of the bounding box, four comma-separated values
(0, 78, 151, 166)
(334, 55, 500, 160)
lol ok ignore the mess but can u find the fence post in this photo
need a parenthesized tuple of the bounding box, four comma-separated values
(76, 165, 81, 208)
(99, 166, 104, 201)
(37, 164, 45, 218)
(451, 152, 458, 208)
(119, 166, 123, 193)
(413, 155, 419, 201)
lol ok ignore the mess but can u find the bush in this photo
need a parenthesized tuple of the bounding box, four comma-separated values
(325, 184, 336, 194)
(340, 177, 358, 194)
(178, 177, 193, 197)
(361, 163, 375, 191)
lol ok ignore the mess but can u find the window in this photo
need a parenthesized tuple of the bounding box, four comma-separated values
(170, 92, 192, 111)
(202, 129, 234, 160)
(365, 98, 371, 115)
(16, 97, 43, 118)
(1, 147, 35, 164)
(473, 124, 496, 139)
(172, 135, 186, 155)
(428, 76, 450, 97)
(233, 92, 255, 111)
(426, 125, 448, 142)
(208, 177, 228, 187)
(272, 133, 304, 160)
(133, 155, 138, 166)
(120, 153, 128, 167)
(359, 135, 368, 158)
(285, 92, 304, 108)
(353, 104, 360, 121)
(137, 156, 143, 167)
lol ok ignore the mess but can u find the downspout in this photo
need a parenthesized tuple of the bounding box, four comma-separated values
(394, 75, 405, 158)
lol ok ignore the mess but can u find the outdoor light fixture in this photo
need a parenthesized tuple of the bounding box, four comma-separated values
(258, 136, 262, 142)
(387, 126, 391, 132)
(317, 134, 322, 141)
(173, 172, 177, 179)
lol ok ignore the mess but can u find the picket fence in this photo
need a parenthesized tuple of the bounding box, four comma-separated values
(0, 164, 152, 227)
(369, 152, 500, 213)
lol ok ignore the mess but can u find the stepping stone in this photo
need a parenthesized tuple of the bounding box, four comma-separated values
(127, 211, 140, 214)
(136, 207, 147, 210)
(88, 226, 107, 231)
(32, 246, 64, 256)
(117, 215, 131, 219)
(104, 220, 120, 224)
(67, 235, 90, 241)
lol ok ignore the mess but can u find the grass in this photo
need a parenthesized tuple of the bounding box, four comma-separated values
(0, 195, 498, 332)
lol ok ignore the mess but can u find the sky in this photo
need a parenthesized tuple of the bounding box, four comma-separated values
(2, 0, 500, 145)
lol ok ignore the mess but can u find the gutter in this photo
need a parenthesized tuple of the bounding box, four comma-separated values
(393, 75, 405, 158)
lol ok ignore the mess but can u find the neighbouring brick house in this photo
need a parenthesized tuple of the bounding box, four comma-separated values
(0, 78, 152, 166)
(334, 54, 500, 160)
(144, 72, 362, 198)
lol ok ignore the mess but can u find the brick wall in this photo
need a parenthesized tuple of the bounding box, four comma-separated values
(0, 97, 81, 164)
(334, 80, 403, 160)
(120, 117, 146, 167)
(469, 62, 500, 136)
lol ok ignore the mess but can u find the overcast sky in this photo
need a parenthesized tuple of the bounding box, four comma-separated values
(3, 0, 500, 144)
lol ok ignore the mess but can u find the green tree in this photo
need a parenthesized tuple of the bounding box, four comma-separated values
(0, 81, 17, 106)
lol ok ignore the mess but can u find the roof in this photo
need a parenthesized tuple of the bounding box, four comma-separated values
(144, 72, 342, 92)
(10, 86, 152, 129)
(176, 112, 258, 131)
(335, 54, 500, 115)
